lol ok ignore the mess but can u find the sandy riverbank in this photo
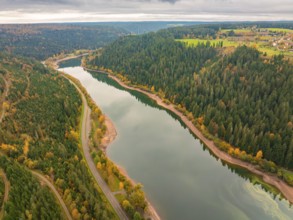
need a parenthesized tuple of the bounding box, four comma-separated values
(101, 110, 161, 220)
(100, 116, 118, 151)
(55, 59, 161, 220)
(84, 67, 293, 204)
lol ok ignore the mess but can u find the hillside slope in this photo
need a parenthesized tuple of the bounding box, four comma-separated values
(86, 31, 293, 171)
(0, 53, 117, 219)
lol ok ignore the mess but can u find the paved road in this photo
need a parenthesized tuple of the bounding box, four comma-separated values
(0, 76, 9, 123)
(32, 171, 72, 220)
(64, 75, 129, 220)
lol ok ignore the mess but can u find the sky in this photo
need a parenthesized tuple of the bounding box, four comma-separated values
(0, 0, 292, 23)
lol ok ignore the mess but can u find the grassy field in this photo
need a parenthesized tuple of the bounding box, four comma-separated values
(220, 29, 253, 34)
(177, 39, 289, 57)
(177, 39, 241, 47)
(265, 28, 293, 34)
(221, 28, 293, 34)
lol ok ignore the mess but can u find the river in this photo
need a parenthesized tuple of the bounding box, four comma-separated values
(59, 59, 293, 220)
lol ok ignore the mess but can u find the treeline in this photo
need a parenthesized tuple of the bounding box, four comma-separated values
(159, 26, 219, 39)
(87, 30, 293, 171)
(0, 24, 128, 60)
(64, 73, 146, 220)
(0, 53, 117, 219)
(157, 21, 293, 39)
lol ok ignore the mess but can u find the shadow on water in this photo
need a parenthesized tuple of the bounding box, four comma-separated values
(59, 57, 290, 206)
(90, 71, 189, 127)
(58, 57, 82, 68)
(88, 70, 288, 202)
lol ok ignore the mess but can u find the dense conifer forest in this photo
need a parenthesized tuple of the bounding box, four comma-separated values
(0, 24, 128, 60)
(0, 53, 117, 219)
(87, 27, 293, 170)
(0, 21, 293, 218)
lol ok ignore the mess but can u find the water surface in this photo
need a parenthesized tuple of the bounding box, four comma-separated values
(59, 59, 293, 220)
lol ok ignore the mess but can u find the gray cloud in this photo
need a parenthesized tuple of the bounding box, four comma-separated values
(0, 0, 292, 23)
(159, 0, 179, 3)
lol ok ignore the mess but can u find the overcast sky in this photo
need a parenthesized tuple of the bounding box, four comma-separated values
(0, 0, 292, 23)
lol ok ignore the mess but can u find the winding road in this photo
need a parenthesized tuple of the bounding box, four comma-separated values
(0, 170, 10, 219)
(63, 75, 129, 220)
(0, 76, 9, 123)
(31, 171, 73, 220)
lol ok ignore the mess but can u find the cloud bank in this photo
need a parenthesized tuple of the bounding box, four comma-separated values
(0, 0, 292, 23)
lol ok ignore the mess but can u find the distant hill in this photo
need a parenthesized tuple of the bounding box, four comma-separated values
(0, 23, 128, 60)
(89, 21, 203, 34)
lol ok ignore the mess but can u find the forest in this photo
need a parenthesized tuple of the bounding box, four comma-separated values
(86, 26, 293, 173)
(0, 24, 128, 60)
(0, 53, 117, 219)
(63, 73, 147, 220)
(0, 156, 63, 219)
(0, 21, 293, 218)
(2, 22, 292, 61)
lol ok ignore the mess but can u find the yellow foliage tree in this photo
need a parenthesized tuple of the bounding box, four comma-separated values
(25, 159, 38, 169)
(96, 162, 102, 170)
(256, 150, 263, 160)
(197, 116, 204, 125)
(122, 199, 131, 210)
(94, 107, 101, 115)
(228, 148, 234, 155)
(23, 139, 29, 156)
(74, 155, 79, 161)
(0, 143, 17, 153)
(25, 210, 32, 220)
(2, 101, 10, 110)
(234, 148, 240, 156)
(69, 130, 79, 142)
(71, 208, 80, 220)
(119, 181, 124, 190)
(98, 115, 105, 124)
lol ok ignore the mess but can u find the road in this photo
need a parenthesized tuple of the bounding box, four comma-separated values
(0, 76, 9, 123)
(64, 75, 129, 220)
(31, 171, 73, 220)
(0, 170, 10, 219)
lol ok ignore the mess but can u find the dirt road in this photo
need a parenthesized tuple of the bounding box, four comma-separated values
(31, 171, 73, 220)
(0, 170, 10, 219)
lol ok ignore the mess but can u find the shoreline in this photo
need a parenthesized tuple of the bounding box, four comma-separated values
(100, 116, 118, 151)
(84, 67, 293, 204)
(55, 58, 161, 220)
(47, 53, 88, 69)
(101, 107, 161, 220)
(115, 165, 161, 220)
(60, 73, 129, 219)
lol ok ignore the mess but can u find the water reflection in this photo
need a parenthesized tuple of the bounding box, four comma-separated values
(59, 58, 293, 220)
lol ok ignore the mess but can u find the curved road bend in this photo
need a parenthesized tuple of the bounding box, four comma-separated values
(31, 171, 73, 220)
(64, 75, 129, 220)
(0, 170, 10, 219)
(0, 75, 72, 219)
